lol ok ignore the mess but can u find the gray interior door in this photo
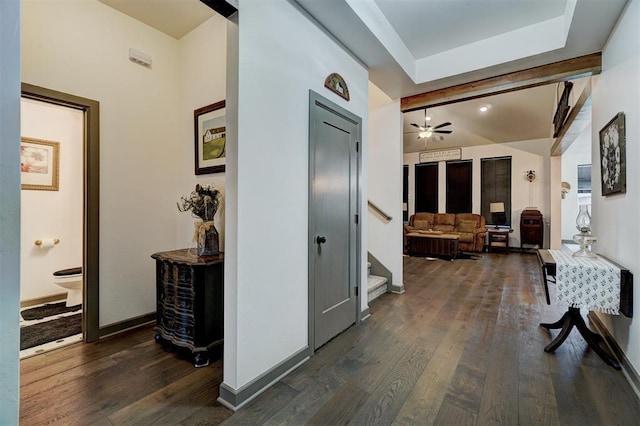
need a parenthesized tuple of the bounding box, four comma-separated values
(309, 91, 360, 351)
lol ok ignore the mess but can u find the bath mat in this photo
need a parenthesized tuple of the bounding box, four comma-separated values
(21, 302, 81, 320)
(20, 313, 82, 350)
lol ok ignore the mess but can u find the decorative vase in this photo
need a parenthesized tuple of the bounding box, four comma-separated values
(194, 220, 220, 256)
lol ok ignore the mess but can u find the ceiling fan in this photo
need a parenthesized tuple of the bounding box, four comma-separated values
(407, 109, 453, 139)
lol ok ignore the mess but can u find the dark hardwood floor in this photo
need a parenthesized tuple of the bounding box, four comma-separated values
(20, 252, 640, 425)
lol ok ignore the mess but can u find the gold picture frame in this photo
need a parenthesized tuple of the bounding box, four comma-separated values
(21, 137, 60, 191)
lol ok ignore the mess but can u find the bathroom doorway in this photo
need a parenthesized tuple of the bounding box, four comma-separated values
(20, 84, 100, 357)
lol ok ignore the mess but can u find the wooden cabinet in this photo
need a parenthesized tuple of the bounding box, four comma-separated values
(151, 249, 224, 367)
(520, 209, 543, 250)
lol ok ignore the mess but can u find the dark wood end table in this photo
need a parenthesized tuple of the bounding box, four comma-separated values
(487, 228, 511, 253)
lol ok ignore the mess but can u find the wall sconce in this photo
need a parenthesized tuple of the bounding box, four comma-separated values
(561, 181, 571, 199)
(526, 170, 536, 182)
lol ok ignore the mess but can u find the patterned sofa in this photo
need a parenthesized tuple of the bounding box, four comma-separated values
(404, 212, 487, 253)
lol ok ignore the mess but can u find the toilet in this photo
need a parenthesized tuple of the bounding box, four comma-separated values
(53, 267, 83, 307)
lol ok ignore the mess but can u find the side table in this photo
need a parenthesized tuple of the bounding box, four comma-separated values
(151, 249, 224, 367)
(487, 229, 511, 253)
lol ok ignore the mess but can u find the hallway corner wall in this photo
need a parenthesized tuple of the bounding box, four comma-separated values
(221, 0, 369, 405)
(368, 87, 403, 289)
(591, 0, 640, 374)
(0, 0, 21, 421)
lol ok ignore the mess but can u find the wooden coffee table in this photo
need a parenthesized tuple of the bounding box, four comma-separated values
(406, 232, 460, 259)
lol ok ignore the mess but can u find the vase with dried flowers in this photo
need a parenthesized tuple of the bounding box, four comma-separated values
(177, 184, 221, 255)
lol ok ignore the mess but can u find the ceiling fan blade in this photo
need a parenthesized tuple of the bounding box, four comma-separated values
(433, 122, 451, 129)
(410, 123, 425, 130)
(435, 130, 452, 134)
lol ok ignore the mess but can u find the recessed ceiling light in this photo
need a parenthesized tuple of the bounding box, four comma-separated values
(479, 105, 491, 113)
(425, 115, 432, 121)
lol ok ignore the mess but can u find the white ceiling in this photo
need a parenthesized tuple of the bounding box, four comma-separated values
(97, 0, 215, 39)
(96, 0, 625, 153)
(375, 0, 567, 59)
(402, 83, 561, 153)
(296, 0, 626, 98)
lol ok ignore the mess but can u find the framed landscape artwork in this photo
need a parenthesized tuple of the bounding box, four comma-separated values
(21, 137, 60, 191)
(599, 112, 626, 196)
(194, 100, 226, 175)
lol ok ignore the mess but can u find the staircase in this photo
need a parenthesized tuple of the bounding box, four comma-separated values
(367, 262, 388, 303)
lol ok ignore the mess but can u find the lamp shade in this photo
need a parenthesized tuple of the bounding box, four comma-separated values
(490, 202, 505, 213)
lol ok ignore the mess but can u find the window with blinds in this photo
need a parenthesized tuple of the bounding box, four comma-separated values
(446, 160, 472, 213)
(481, 156, 512, 226)
(415, 162, 438, 213)
(577, 164, 592, 193)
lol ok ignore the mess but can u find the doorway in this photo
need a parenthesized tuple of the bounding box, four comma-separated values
(21, 83, 100, 344)
(308, 90, 361, 351)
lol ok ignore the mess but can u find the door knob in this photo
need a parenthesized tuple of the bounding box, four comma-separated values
(316, 236, 327, 244)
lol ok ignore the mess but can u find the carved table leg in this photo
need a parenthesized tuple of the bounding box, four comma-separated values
(540, 307, 620, 370)
(540, 312, 573, 353)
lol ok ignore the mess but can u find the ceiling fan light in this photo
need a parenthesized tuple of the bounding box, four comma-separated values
(418, 130, 432, 138)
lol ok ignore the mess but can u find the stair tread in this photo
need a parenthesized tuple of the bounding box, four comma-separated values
(367, 275, 387, 291)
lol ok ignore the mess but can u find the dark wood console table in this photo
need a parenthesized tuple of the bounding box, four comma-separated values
(537, 249, 633, 369)
(151, 249, 224, 367)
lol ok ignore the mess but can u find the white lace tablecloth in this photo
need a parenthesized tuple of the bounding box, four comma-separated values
(548, 250, 621, 315)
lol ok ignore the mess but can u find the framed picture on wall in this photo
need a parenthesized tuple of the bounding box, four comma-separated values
(20, 137, 60, 191)
(194, 100, 226, 175)
(599, 112, 626, 196)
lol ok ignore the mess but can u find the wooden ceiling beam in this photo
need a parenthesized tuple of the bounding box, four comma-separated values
(551, 79, 592, 156)
(400, 52, 601, 112)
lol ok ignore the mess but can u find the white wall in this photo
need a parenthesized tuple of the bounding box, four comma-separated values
(22, 0, 181, 325)
(591, 0, 640, 372)
(0, 0, 21, 420)
(404, 138, 553, 248)
(367, 83, 403, 288)
(22, 1, 228, 326)
(20, 99, 83, 302)
(224, 0, 369, 391)
(549, 155, 562, 249)
(177, 15, 227, 249)
(561, 124, 591, 241)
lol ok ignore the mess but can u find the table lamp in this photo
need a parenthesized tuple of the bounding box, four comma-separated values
(490, 202, 506, 228)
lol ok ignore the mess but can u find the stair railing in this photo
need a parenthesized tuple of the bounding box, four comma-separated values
(367, 200, 392, 222)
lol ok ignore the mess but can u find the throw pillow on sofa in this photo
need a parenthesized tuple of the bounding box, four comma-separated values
(457, 219, 477, 234)
(434, 224, 455, 233)
(413, 220, 432, 230)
